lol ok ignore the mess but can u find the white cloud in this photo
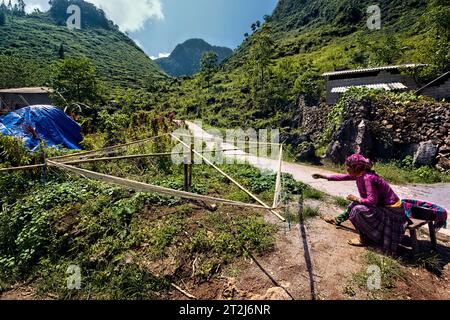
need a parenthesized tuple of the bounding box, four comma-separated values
(21, 0, 164, 32)
(150, 52, 170, 60)
(87, 0, 164, 32)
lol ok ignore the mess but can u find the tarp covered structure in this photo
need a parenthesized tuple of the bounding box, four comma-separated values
(0, 105, 82, 151)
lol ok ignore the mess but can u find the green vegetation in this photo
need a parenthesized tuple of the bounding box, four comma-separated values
(334, 197, 351, 208)
(352, 251, 405, 299)
(373, 158, 450, 185)
(0, 124, 288, 298)
(200, 51, 219, 87)
(51, 57, 101, 105)
(0, 2, 164, 89)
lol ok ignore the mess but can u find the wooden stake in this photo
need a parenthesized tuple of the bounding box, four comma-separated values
(273, 145, 283, 208)
(184, 156, 189, 192)
(189, 143, 194, 190)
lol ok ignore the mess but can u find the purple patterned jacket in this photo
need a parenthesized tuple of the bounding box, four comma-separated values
(327, 172, 400, 207)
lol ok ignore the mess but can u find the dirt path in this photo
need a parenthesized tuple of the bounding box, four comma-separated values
(184, 121, 450, 239)
(169, 199, 450, 300)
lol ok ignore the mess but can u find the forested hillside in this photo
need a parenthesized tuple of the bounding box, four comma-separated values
(0, 0, 165, 89)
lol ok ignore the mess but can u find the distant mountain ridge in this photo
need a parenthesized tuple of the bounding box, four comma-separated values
(156, 39, 233, 77)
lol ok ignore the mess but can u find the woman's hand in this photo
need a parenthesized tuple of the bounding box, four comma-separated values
(312, 174, 326, 180)
(347, 195, 360, 203)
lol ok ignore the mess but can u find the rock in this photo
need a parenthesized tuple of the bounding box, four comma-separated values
(437, 156, 450, 171)
(325, 120, 373, 164)
(295, 143, 319, 163)
(413, 141, 439, 167)
(250, 287, 291, 301)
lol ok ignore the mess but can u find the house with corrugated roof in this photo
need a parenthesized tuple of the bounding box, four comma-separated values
(0, 87, 53, 115)
(415, 71, 450, 101)
(322, 64, 426, 105)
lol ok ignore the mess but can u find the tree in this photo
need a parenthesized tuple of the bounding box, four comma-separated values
(15, 0, 25, 16)
(251, 23, 257, 32)
(58, 44, 65, 59)
(255, 20, 261, 28)
(0, 0, 7, 13)
(365, 32, 401, 66)
(248, 26, 274, 91)
(51, 57, 100, 104)
(0, 11, 5, 26)
(200, 51, 218, 87)
(415, 0, 450, 78)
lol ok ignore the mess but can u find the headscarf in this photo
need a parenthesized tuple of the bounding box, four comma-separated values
(346, 154, 373, 173)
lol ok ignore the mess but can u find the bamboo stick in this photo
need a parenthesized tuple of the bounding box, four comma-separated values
(273, 145, 283, 208)
(47, 160, 277, 210)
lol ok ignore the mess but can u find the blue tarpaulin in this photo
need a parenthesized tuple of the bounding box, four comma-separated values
(0, 105, 82, 152)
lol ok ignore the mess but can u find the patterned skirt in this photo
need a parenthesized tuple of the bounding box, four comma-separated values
(348, 203, 409, 255)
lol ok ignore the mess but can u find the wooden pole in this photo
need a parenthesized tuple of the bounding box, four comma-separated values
(184, 156, 189, 192)
(273, 145, 283, 208)
(189, 143, 194, 190)
(0, 164, 45, 173)
(47, 160, 273, 209)
(0, 149, 242, 173)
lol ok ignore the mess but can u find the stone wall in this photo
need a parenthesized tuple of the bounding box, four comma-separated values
(324, 95, 450, 170)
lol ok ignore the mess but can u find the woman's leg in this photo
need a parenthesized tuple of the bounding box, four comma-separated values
(349, 205, 408, 255)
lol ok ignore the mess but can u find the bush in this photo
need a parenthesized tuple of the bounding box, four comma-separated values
(0, 134, 33, 167)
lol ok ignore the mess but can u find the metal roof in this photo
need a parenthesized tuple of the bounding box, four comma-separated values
(0, 87, 51, 94)
(323, 64, 427, 77)
(331, 82, 408, 93)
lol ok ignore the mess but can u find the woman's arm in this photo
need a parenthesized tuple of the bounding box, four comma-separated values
(312, 173, 356, 181)
(326, 174, 357, 182)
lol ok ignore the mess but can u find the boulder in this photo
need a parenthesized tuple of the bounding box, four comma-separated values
(295, 143, 319, 163)
(413, 141, 439, 167)
(325, 120, 373, 164)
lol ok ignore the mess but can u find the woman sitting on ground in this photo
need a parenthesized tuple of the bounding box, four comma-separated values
(312, 154, 409, 256)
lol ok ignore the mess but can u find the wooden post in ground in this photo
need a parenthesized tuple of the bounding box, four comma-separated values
(184, 156, 189, 192)
(189, 143, 194, 191)
(428, 221, 437, 251)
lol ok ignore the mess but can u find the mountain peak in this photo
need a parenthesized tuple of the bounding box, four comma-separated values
(156, 38, 233, 77)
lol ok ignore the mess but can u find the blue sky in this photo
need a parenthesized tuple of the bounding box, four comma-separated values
(20, 0, 278, 59)
(130, 0, 278, 58)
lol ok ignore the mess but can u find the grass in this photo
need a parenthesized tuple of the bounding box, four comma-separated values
(352, 251, 405, 299)
(318, 161, 450, 185)
(284, 203, 321, 224)
(303, 187, 325, 201)
(334, 196, 351, 208)
(373, 162, 450, 185)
